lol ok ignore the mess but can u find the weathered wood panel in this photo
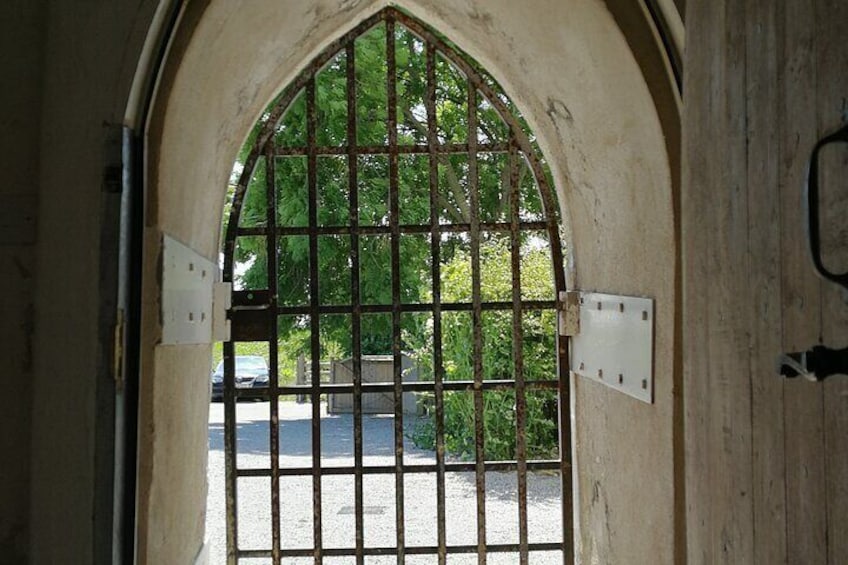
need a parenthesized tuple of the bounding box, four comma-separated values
(745, 0, 787, 562)
(781, 1, 828, 563)
(683, 1, 755, 562)
(707, 1, 755, 563)
(825, 376, 848, 565)
(681, 0, 716, 561)
(816, 2, 848, 564)
(685, 0, 848, 563)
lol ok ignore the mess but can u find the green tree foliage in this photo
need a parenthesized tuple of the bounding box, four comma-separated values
(407, 237, 559, 461)
(227, 21, 561, 458)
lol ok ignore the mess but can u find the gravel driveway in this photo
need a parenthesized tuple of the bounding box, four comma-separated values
(207, 401, 563, 564)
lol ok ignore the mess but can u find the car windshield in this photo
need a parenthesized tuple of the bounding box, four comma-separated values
(213, 356, 267, 373)
(236, 356, 267, 370)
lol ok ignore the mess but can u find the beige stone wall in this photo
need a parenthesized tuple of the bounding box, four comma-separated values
(1, 1, 682, 563)
(137, 345, 211, 565)
(145, 2, 681, 564)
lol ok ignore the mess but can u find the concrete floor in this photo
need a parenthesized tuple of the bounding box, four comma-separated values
(206, 400, 564, 563)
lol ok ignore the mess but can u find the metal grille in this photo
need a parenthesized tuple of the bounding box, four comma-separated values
(222, 8, 572, 564)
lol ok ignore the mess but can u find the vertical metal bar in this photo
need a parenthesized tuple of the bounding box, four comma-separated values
(306, 77, 324, 564)
(386, 17, 406, 564)
(346, 42, 365, 565)
(541, 158, 573, 565)
(224, 338, 238, 565)
(508, 144, 529, 564)
(266, 145, 282, 565)
(222, 138, 247, 565)
(558, 327, 574, 565)
(540, 152, 573, 562)
(467, 83, 487, 564)
(117, 126, 142, 565)
(426, 41, 448, 565)
(95, 125, 121, 565)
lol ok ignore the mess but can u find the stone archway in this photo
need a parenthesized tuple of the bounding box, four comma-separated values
(138, 2, 680, 563)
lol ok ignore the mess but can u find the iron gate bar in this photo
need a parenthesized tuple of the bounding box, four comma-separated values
(237, 460, 565, 478)
(306, 76, 324, 562)
(509, 142, 530, 564)
(273, 141, 511, 156)
(393, 12, 560, 219)
(234, 379, 559, 404)
(223, 338, 237, 565)
(224, 7, 572, 563)
(426, 39, 448, 565)
(345, 40, 366, 565)
(238, 541, 564, 559)
(466, 83, 488, 563)
(235, 378, 559, 398)
(385, 18, 406, 564)
(238, 221, 551, 237)
(272, 300, 557, 316)
(393, 4, 572, 399)
(225, 10, 391, 226)
(558, 327, 574, 556)
(264, 144, 282, 564)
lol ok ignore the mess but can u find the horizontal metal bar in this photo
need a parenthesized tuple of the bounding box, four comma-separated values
(233, 378, 558, 399)
(238, 542, 564, 558)
(236, 221, 549, 237)
(237, 460, 564, 477)
(271, 300, 556, 316)
(274, 142, 510, 156)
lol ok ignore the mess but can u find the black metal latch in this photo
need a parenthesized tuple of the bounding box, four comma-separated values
(805, 122, 848, 291)
(778, 345, 848, 382)
(777, 124, 848, 383)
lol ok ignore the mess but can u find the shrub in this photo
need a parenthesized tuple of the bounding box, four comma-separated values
(409, 236, 560, 461)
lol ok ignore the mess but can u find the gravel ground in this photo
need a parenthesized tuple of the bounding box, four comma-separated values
(207, 401, 563, 564)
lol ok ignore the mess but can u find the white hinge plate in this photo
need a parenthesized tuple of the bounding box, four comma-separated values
(212, 282, 232, 342)
(161, 235, 217, 345)
(567, 291, 654, 404)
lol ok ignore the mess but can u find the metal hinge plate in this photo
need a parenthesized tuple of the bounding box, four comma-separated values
(161, 235, 217, 344)
(213, 282, 232, 342)
(563, 291, 655, 404)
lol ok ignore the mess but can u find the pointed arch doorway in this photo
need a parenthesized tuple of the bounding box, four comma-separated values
(220, 7, 571, 564)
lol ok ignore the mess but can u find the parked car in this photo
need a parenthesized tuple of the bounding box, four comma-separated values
(210, 355, 270, 401)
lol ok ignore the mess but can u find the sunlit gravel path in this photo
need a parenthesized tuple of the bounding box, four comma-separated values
(206, 401, 563, 564)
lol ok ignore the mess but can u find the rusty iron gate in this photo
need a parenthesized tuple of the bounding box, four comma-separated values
(222, 8, 572, 564)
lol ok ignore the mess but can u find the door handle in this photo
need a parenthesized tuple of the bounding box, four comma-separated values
(805, 123, 848, 291)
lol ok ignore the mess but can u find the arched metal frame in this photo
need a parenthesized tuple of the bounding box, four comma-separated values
(222, 8, 571, 564)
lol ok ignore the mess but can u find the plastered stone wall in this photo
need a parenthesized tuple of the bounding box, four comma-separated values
(24, 1, 160, 563)
(0, 2, 43, 562)
(145, 1, 680, 564)
(137, 344, 211, 565)
(0, 1, 679, 563)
